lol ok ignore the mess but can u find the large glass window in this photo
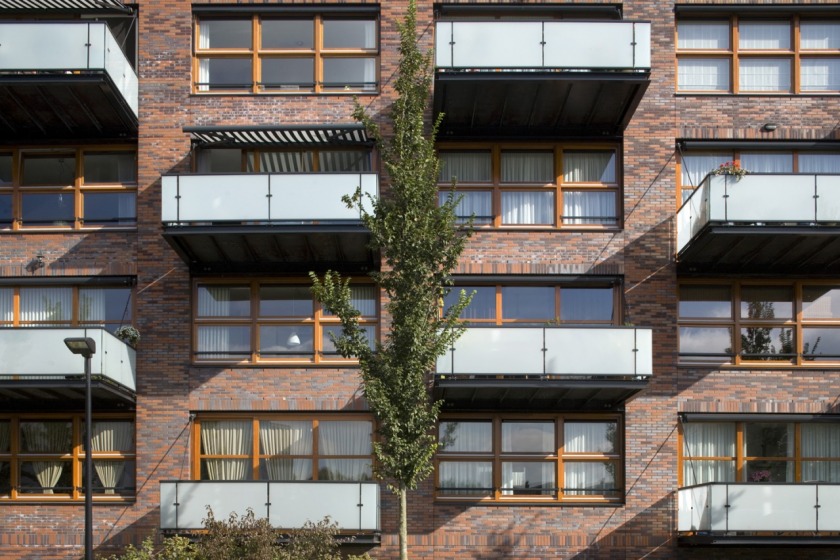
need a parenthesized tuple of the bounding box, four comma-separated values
(0, 148, 137, 230)
(437, 415, 622, 503)
(196, 147, 371, 173)
(195, 415, 373, 482)
(195, 14, 378, 93)
(0, 415, 134, 501)
(680, 419, 840, 486)
(678, 281, 840, 365)
(194, 280, 377, 364)
(437, 144, 620, 228)
(677, 17, 840, 94)
(678, 150, 840, 204)
(0, 285, 133, 334)
(443, 283, 617, 325)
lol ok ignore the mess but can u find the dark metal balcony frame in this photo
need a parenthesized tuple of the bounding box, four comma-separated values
(0, 373, 135, 411)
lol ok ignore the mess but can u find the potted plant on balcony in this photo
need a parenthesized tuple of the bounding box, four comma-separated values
(114, 325, 140, 347)
(712, 161, 749, 180)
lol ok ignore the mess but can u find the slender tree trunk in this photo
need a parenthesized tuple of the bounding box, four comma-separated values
(399, 484, 408, 560)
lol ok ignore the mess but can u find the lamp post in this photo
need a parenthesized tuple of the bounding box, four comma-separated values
(64, 337, 96, 560)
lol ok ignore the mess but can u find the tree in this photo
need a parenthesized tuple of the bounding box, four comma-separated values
(310, 1, 472, 558)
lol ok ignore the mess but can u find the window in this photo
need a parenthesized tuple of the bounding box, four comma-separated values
(0, 285, 133, 334)
(443, 283, 618, 325)
(678, 281, 840, 365)
(0, 415, 135, 501)
(194, 415, 373, 481)
(437, 415, 622, 503)
(680, 418, 840, 486)
(194, 280, 377, 364)
(0, 148, 137, 230)
(196, 147, 371, 173)
(677, 17, 840, 94)
(194, 13, 378, 94)
(677, 149, 840, 204)
(437, 144, 620, 228)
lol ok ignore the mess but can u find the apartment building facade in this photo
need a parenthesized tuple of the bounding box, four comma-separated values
(1, 0, 840, 558)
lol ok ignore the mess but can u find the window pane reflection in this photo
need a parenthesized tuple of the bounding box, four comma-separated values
(739, 327, 794, 360)
(680, 285, 732, 318)
(740, 285, 792, 319)
(501, 287, 554, 321)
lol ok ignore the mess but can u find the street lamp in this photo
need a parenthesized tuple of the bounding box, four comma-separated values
(64, 337, 96, 560)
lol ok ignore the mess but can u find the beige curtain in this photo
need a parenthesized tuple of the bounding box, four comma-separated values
(21, 422, 71, 494)
(201, 421, 252, 480)
(259, 421, 312, 480)
(91, 422, 133, 494)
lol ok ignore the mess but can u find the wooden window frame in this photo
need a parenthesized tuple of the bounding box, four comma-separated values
(0, 414, 135, 502)
(445, 282, 621, 325)
(0, 285, 134, 330)
(435, 413, 624, 504)
(676, 16, 840, 94)
(193, 14, 380, 95)
(678, 419, 840, 486)
(192, 413, 375, 481)
(436, 143, 622, 230)
(678, 279, 840, 366)
(0, 146, 137, 231)
(192, 278, 378, 365)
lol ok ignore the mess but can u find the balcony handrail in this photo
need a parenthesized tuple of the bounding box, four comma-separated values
(0, 21, 138, 117)
(435, 20, 651, 71)
(677, 172, 840, 253)
(436, 325, 653, 378)
(159, 480, 380, 532)
(678, 481, 840, 533)
(161, 172, 379, 225)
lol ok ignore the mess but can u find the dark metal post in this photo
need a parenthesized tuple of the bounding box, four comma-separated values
(84, 351, 93, 560)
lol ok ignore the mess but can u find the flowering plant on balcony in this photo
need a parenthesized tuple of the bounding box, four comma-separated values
(750, 469, 771, 482)
(712, 161, 749, 180)
(115, 325, 140, 347)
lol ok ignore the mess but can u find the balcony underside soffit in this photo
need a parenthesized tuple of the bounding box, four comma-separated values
(433, 72, 650, 139)
(0, 378, 135, 411)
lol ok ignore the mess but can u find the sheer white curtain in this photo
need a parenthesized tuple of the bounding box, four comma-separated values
(438, 152, 491, 183)
(502, 462, 554, 495)
(441, 421, 492, 452)
(682, 422, 735, 485)
(440, 191, 492, 223)
(0, 288, 12, 322)
(260, 152, 313, 173)
(259, 421, 312, 480)
(79, 289, 105, 323)
(201, 420, 252, 480)
(501, 191, 553, 225)
(565, 422, 616, 453)
(801, 23, 840, 49)
(501, 152, 553, 183)
(800, 154, 840, 173)
(801, 59, 840, 92)
(739, 59, 790, 92)
(318, 421, 372, 480)
(439, 461, 492, 495)
(564, 462, 611, 495)
(681, 153, 732, 188)
(563, 152, 616, 183)
(91, 421, 133, 494)
(197, 286, 250, 358)
(678, 21, 729, 49)
(802, 424, 840, 482)
(197, 326, 249, 360)
(678, 59, 729, 91)
(197, 23, 211, 91)
(21, 422, 72, 494)
(740, 153, 793, 173)
(20, 287, 72, 324)
(739, 21, 790, 49)
(563, 191, 616, 225)
(319, 151, 370, 172)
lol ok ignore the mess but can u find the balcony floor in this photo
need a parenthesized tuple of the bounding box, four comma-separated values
(433, 71, 649, 139)
(434, 376, 648, 411)
(677, 224, 840, 274)
(679, 534, 840, 547)
(0, 72, 137, 142)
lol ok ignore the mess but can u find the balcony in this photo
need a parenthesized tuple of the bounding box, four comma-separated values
(433, 20, 651, 139)
(0, 327, 136, 410)
(677, 174, 840, 273)
(0, 21, 138, 141)
(678, 482, 840, 546)
(161, 172, 378, 273)
(434, 326, 652, 410)
(160, 481, 380, 542)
